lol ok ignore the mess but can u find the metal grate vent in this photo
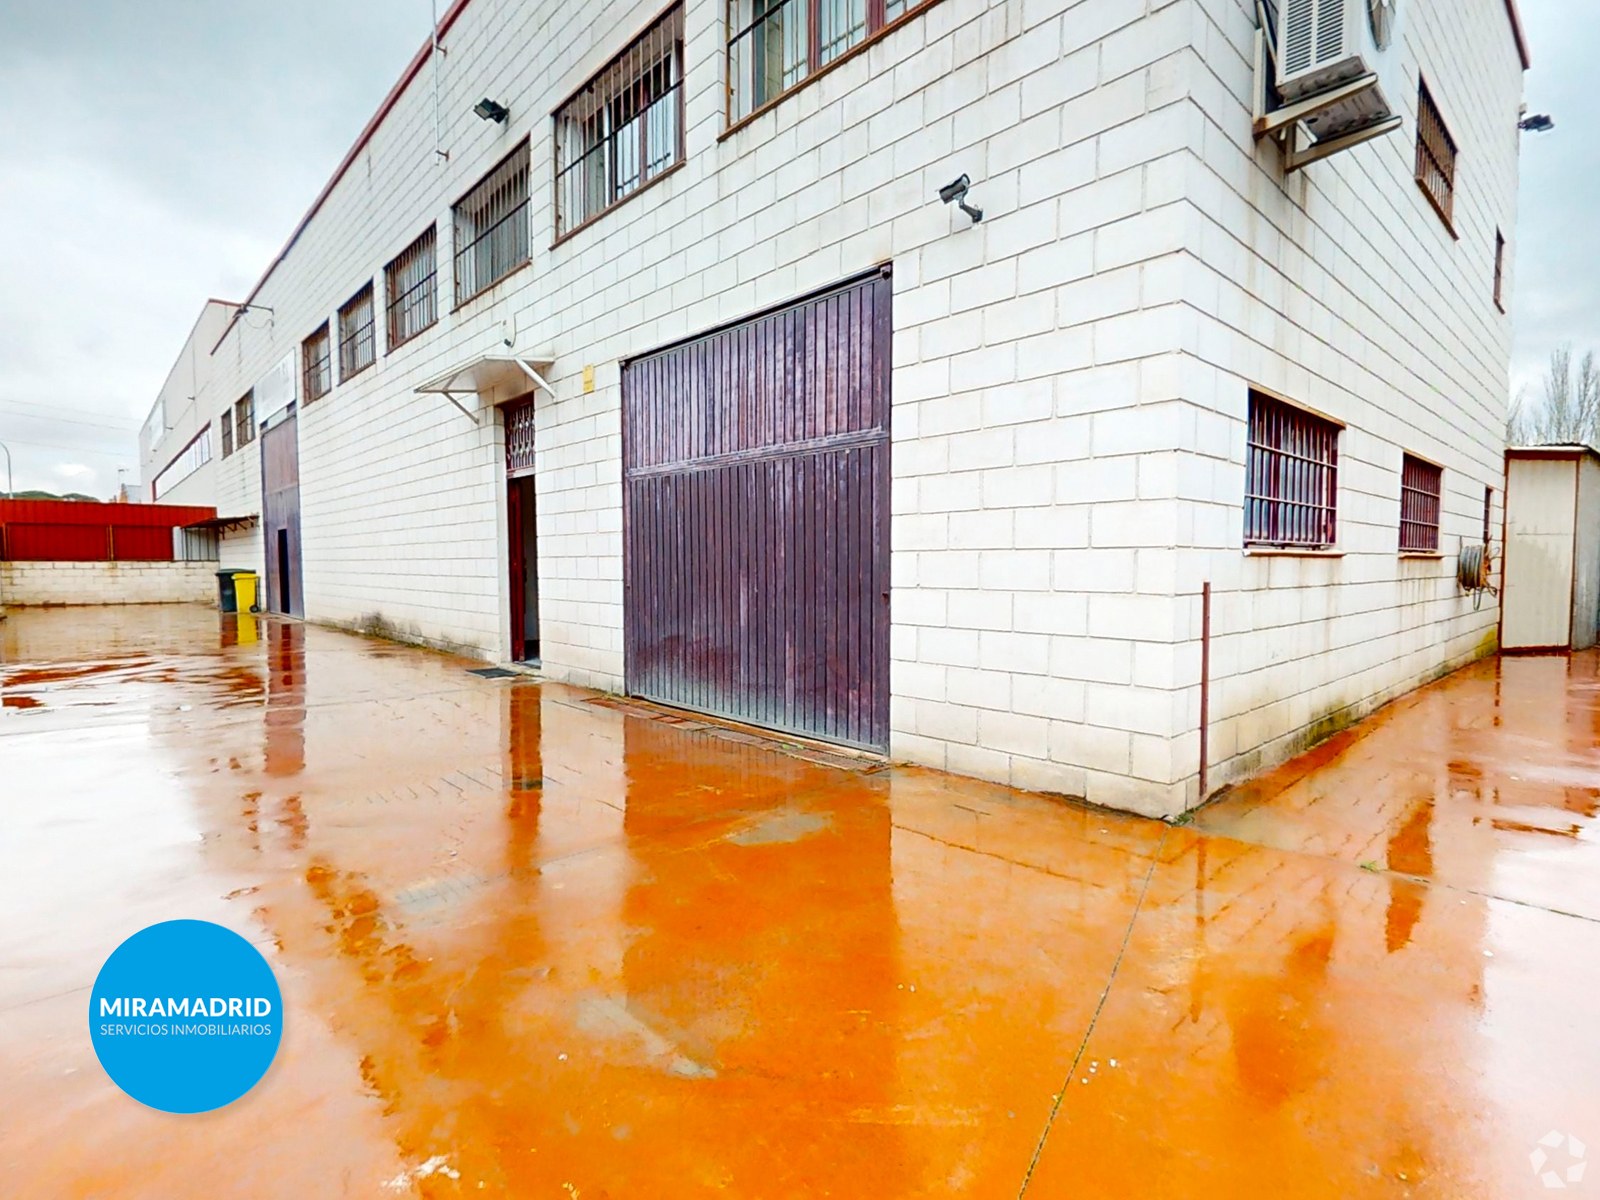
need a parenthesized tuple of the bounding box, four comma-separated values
(1282, 0, 1316, 74)
(1315, 0, 1345, 63)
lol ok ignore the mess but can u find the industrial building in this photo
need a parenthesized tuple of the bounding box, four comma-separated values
(141, 0, 1531, 816)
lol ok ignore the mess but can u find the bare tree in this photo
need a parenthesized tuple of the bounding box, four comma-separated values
(1508, 344, 1600, 447)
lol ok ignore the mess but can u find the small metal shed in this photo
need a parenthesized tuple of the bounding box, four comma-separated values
(1502, 445, 1600, 652)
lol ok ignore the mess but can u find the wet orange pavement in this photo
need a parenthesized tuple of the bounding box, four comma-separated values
(2, 605, 1598, 1198)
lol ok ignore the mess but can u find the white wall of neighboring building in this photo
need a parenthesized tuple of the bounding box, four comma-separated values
(139, 299, 236, 507)
(185, 0, 1526, 817)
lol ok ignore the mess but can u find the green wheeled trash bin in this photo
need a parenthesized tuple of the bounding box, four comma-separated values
(217, 569, 242, 613)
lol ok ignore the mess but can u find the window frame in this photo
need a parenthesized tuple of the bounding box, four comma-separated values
(302, 323, 332, 404)
(1493, 229, 1506, 312)
(1399, 453, 1444, 554)
(1414, 78, 1458, 233)
(385, 225, 438, 352)
(553, 5, 686, 244)
(235, 391, 255, 449)
(220, 409, 234, 458)
(452, 140, 532, 308)
(1244, 391, 1341, 552)
(152, 425, 213, 500)
(337, 282, 377, 382)
(723, 0, 943, 136)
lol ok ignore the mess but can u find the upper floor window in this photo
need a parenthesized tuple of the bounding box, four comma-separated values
(1245, 391, 1339, 550)
(385, 225, 438, 350)
(454, 141, 530, 306)
(302, 323, 332, 403)
(1415, 79, 1457, 230)
(727, 0, 927, 124)
(555, 6, 684, 240)
(235, 391, 256, 449)
(1493, 229, 1506, 311)
(1399, 454, 1443, 552)
(338, 282, 376, 381)
(220, 408, 234, 458)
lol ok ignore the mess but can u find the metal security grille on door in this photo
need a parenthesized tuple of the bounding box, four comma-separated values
(622, 271, 891, 751)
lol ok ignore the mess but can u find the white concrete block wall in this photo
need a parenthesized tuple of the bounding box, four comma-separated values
(0, 561, 218, 606)
(174, 0, 1525, 816)
(1165, 0, 1524, 805)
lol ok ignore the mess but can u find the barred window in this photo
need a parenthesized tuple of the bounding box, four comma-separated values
(1493, 229, 1506, 311)
(555, 7, 684, 239)
(385, 226, 437, 350)
(1415, 79, 1457, 229)
(1399, 454, 1443, 552)
(220, 411, 234, 458)
(235, 392, 255, 449)
(302, 323, 332, 403)
(454, 141, 530, 305)
(338, 282, 376, 381)
(1245, 392, 1339, 549)
(727, 0, 933, 123)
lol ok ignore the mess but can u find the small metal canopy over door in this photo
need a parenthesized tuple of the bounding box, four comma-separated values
(622, 269, 891, 751)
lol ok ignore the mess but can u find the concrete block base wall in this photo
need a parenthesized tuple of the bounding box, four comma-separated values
(0, 561, 219, 607)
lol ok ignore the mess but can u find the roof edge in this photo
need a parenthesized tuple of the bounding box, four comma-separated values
(211, 0, 476, 357)
(1504, 0, 1532, 70)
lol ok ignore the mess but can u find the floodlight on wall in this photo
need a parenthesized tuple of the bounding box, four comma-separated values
(474, 98, 509, 123)
(1518, 113, 1554, 133)
(938, 174, 983, 225)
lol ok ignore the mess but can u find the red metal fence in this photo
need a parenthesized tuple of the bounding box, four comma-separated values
(0, 499, 216, 562)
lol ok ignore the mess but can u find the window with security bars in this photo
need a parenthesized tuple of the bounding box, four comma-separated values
(235, 392, 255, 449)
(338, 283, 376, 381)
(555, 7, 684, 239)
(1399, 454, 1443, 552)
(727, 0, 928, 123)
(1245, 392, 1340, 549)
(454, 141, 530, 305)
(1493, 229, 1506, 311)
(385, 226, 437, 350)
(302, 323, 331, 403)
(221, 411, 234, 458)
(1415, 79, 1457, 229)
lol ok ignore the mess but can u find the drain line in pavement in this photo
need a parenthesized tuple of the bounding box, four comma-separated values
(1016, 826, 1170, 1199)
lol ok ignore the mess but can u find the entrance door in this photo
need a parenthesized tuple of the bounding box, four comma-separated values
(505, 398, 540, 662)
(621, 270, 891, 751)
(260, 409, 303, 617)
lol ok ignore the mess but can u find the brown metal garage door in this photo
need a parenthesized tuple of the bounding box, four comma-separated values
(622, 269, 890, 751)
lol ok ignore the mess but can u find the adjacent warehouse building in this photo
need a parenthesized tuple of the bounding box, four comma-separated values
(142, 0, 1531, 816)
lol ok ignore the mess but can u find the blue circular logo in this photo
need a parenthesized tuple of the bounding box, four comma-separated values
(89, 920, 283, 1113)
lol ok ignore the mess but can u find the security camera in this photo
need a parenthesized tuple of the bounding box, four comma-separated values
(938, 174, 983, 224)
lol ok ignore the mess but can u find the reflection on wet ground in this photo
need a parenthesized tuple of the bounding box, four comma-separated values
(2, 605, 1598, 1198)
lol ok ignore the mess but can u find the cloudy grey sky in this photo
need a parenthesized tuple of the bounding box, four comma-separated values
(0, 1, 425, 498)
(0, 0, 1593, 498)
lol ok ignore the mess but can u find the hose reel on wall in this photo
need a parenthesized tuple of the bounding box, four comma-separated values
(1458, 543, 1497, 610)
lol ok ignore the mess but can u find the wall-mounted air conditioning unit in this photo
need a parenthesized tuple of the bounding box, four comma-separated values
(1271, 0, 1404, 140)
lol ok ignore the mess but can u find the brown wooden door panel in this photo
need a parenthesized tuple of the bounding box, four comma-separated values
(622, 271, 890, 751)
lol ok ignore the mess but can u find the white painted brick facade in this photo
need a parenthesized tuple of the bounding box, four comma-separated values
(151, 0, 1525, 817)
